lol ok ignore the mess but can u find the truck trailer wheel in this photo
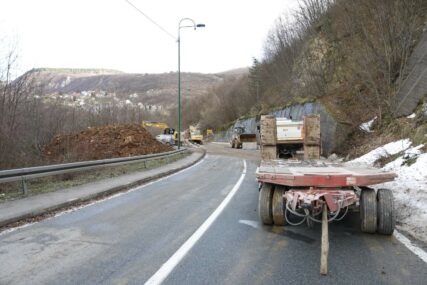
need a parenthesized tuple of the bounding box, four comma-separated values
(360, 188, 377, 233)
(377, 188, 395, 235)
(259, 183, 274, 225)
(272, 186, 287, 226)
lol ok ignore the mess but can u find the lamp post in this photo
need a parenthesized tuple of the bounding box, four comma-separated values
(177, 18, 205, 149)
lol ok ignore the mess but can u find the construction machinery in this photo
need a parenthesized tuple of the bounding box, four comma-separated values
(206, 129, 214, 141)
(230, 126, 257, 149)
(257, 114, 396, 275)
(142, 121, 177, 145)
(156, 128, 177, 145)
(189, 125, 203, 144)
(142, 121, 169, 130)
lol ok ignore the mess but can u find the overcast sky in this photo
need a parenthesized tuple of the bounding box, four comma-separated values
(0, 0, 300, 75)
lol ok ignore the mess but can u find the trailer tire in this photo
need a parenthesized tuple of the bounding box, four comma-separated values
(272, 186, 287, 226)
(377, 188, 395, 235)
(259, 183, 274, 225)
(360, 188, 377, 233)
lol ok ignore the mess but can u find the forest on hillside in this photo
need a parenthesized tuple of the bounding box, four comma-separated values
(177, 0, 427, 130)
(0, 64, 153, 169)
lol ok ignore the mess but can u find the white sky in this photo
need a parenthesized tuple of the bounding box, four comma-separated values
(0, 0, 299, 75)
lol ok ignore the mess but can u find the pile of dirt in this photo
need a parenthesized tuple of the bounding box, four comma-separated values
(43, 124, 173, 163)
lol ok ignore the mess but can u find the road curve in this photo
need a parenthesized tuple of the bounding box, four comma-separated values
(0, 151, 426, 284)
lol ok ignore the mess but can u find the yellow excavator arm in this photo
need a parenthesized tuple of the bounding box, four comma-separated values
(142, 121, 170, 129)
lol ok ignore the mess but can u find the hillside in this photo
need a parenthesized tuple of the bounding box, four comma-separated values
(26, 68, 229, 111)
(190, 0, 427, 150)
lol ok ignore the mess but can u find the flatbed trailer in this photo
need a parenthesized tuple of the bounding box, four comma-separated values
(256, 159, 397, 274)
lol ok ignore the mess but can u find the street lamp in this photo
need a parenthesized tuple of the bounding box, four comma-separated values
(177, 18, 205, 149)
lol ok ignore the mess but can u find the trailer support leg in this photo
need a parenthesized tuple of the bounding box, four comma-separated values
(320, 204, 329, 275)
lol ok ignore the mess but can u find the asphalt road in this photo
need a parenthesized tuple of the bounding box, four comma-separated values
(1, 144, 426, 284)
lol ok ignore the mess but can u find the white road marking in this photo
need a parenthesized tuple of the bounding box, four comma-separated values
(394, 230, 427, 263)
(0, 155, 207, 236)
(239, 219, 260, 229)
(145, 160, 247, 285)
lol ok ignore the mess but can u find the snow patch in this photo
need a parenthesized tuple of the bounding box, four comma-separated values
(348, 139, 412, 166)
(407, 113, 416, 119)
(377, 150, 427, 244)
(359, 116, 377, 132)
(350, 140, 427, 244)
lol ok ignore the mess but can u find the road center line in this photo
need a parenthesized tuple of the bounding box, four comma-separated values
(145, 160, 247, 285)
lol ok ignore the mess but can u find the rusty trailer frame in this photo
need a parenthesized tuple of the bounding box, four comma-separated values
(256, 159, 397, 275)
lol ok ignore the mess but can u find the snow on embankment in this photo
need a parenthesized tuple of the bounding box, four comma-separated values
(350, 139, 412, 165)
(348, 139, 427, 243)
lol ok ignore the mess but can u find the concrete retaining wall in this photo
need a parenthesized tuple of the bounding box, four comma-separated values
(213, 101, 349, 156)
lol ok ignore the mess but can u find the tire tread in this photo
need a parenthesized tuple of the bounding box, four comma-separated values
(360, 188, 377, 233)
(377, 188, 395, 235)
(259, 183, 274, 225)
(272, 186, 287, 226)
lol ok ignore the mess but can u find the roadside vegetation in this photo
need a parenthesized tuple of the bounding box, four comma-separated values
(178, 0, 427, 134)
(0, 151, 188, 202)
(0, 52, 169, 169)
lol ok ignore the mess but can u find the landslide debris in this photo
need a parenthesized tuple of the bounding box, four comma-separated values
(43, 124, 173, 163)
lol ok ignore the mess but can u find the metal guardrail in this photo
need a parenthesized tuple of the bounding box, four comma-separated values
(0, 148, 187, 194)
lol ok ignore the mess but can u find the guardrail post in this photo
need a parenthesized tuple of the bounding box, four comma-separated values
(21, 177, 28, 195)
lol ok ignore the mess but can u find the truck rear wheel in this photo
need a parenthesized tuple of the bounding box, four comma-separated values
(272, 186, 287, 226)
(377, 189, 395, 235)
(259, 183, 274, 225)
(360, 188, 377, 233)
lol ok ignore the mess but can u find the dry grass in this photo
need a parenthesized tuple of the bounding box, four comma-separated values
(0, 152, 188, 203)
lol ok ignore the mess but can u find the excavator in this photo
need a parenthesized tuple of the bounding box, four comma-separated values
(142, 121, 177, 145)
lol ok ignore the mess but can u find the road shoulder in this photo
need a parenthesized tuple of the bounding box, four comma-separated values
(0, 150, 205, 230)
